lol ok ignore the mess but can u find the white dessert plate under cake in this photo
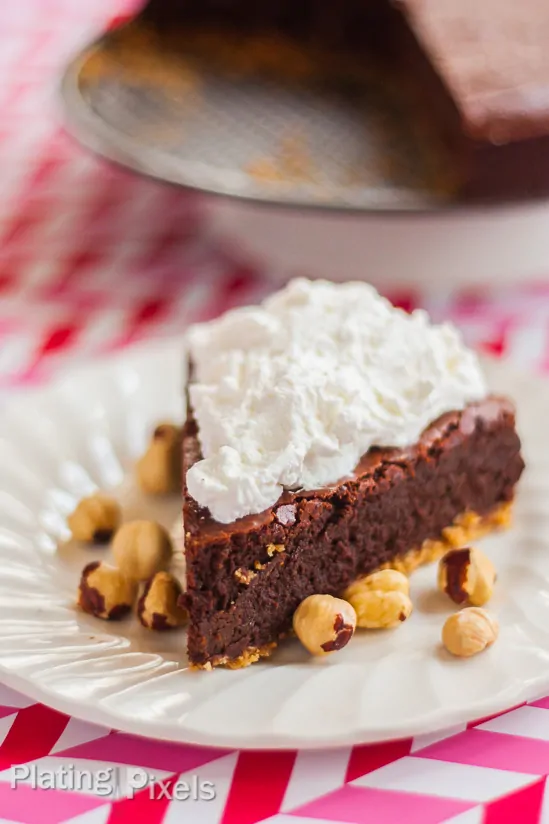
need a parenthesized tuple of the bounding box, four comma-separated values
(0, 338, 547, 750)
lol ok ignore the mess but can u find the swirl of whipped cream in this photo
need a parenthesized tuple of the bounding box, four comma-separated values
(186, 278, 486, 523)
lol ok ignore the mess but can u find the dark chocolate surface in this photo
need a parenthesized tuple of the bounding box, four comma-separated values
(183, 395, 524, 666)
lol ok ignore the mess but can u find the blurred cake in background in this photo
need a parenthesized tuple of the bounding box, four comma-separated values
(136, 0, 549, 200)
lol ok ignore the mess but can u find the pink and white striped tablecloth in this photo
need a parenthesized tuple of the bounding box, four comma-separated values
(3, 2, 549, 823)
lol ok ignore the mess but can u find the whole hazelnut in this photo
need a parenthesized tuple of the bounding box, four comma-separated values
(78, 561, 137, 620)
(344, 569, 409, 599)
(67, 494, 121, 544)
(152, 423, 181, 445)
(442, 607, 499, 658)
(136, 423, 182, 495)
(112, 520, 172, 582)
(293, 594, 356, 656)
(438, 547, 496, 607)
(343, 569, 412, 629)
(137, 572, 188, 630)
(348, 589, 413, 629)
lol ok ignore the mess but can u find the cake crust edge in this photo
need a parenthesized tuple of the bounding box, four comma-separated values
(189, 500, 512, 670)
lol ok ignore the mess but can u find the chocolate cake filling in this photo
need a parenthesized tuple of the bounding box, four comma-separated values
(183, 395, 524, 667)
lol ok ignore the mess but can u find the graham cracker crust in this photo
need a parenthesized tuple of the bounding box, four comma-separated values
(380, 501, 512, 576)
(191, 642, 278, 671)
(194, 500, 512, 670)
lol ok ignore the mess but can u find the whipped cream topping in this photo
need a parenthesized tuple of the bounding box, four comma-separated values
(186, 279, 487, 524)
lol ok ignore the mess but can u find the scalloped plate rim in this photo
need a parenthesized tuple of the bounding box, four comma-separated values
(0, 659, 542, 750)
(0, 341, 547, 750)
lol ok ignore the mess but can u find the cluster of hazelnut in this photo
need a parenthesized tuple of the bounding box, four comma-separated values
(438, 546, 498, 657)
(68, 423, 187, 631)
(135, 423, 182, 496)
(293, 546, 498, 660)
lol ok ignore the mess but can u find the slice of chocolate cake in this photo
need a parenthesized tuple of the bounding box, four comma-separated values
(182, 279, 524, 669)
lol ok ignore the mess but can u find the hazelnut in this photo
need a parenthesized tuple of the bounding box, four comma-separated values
(137, 572, 188, 630)
(293, 594, 356, 656)
(343, 569, 412, 629)
(67, 494, 121, 543)
(78, 561, 137, 620)
(136, 423, 182, 495)
(438, 547, 496, 607)
(112, 520, 172, 582)
(234, 568, 256, 585)
(442, 608, 499, 658)
(344, 569, 410, 599)
(152, 423, 181, 445)
(347, 590, 413, 629)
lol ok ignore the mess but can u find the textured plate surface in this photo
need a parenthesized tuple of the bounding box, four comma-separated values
(0, 339, 547, 750)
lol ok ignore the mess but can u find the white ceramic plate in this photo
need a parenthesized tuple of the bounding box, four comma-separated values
(0, 339, 548, 750)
